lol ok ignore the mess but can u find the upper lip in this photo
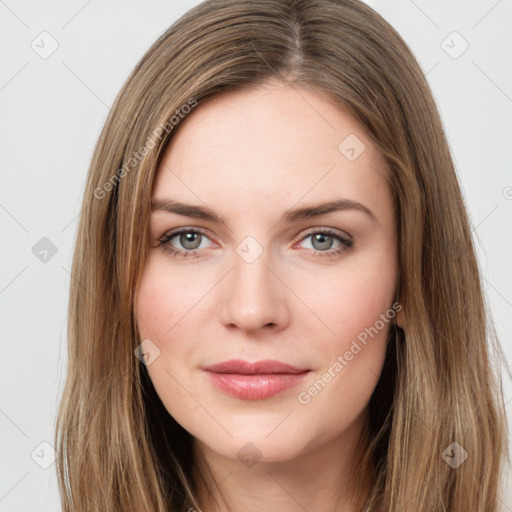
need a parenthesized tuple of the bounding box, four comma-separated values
(202, 359, 309, 375)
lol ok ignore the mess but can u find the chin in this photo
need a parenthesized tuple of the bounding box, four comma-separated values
(196, 421, 318, 463)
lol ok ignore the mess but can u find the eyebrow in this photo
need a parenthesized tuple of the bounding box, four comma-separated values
(151, 198, 377, 224)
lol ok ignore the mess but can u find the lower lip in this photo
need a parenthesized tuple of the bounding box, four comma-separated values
(204, 371, 310, 400)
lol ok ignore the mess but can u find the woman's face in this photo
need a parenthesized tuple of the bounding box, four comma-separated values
(135, 79, 401, 465)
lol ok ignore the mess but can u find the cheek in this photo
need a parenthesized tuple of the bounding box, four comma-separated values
(135, 256, 198, 341)
(135, 262, 205, 432)
(134, 265, 196, 381)
(312, 255, 398, 345)
(310, 257, 396, 393)
(296, 253, 397, 406)
(135, 277, 171, 342)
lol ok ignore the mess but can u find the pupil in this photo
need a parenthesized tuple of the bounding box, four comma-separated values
(182, 232, 200, 249)
(314, 233, 332, 250)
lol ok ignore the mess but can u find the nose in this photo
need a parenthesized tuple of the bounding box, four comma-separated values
(219, 248, 289, 335)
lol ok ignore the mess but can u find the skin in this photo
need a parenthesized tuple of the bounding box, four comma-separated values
(135, 78, 405, 512)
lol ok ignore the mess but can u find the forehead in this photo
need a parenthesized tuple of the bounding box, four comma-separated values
(152, 81, 391, 222)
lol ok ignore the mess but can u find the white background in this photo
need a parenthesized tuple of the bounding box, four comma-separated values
(0, 0, 511, 510)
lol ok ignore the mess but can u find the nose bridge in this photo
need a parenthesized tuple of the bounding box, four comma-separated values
(219, 238, 287, 331)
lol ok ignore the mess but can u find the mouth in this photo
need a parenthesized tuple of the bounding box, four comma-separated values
(202, 359, 311, 400)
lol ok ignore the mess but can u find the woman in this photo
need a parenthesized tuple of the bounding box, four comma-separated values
(54, 0, 510, 510)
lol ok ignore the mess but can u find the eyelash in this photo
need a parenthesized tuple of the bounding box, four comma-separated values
(158, 227, 354, 260)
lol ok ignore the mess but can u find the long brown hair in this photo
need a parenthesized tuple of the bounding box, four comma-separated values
(54, 0, 510, 510)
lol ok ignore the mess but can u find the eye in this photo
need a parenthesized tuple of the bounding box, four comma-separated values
(158, 227, 354, 259)
(295, 228, 354, 258)
(158, 228, 214, 258)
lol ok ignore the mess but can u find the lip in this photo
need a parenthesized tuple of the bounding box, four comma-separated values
(202, 359, 308, 374)
(202, 359, 311, 400)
